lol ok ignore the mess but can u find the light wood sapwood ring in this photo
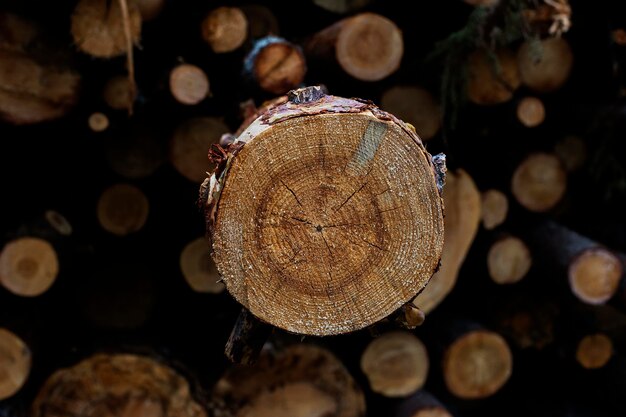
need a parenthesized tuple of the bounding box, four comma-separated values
(202, 86, 445, 336)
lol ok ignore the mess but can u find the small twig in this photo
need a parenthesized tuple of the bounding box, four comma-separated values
(118, 0, 136, 116)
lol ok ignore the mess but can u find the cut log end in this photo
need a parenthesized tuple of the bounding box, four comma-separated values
(335, 13, 403, 81)
(201, 7, 248, 53)
(180, 237, 224, 294)
(511, 153, 566, 212)
(0, 237, 59, 297)
(211, 98, 444, 335)
(134, 0, 165, 21)
(88, 112, 109, 132)
(248, 37, 306, 95)
(576, 333, 613, 369)
(169, 64, 210, 105)
(32, 353, 207, 417)
(443, 330, 512, 399)
(380, 86, 441, 141)
(481, 189, 508, 230)
(0, 328, 31, 400)
(97, 184, 149, 236)
(44, 210, 73, 236)
(240, 5, 279, 39)
(487, 236, 532, 285)
(467, 49, 520, 105)
(170, 117, 229, 183)
(568, 248, 622, 305)
(71, 0, 142, 58)
(361, 332, 429, 397)
(518, 37, 573, 93)
(213, 344, 366, 417)
(516, 97, 545, 127)
(413, 169, 480, 314)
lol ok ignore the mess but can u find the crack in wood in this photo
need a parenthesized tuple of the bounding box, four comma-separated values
(280, 180, 303, 206)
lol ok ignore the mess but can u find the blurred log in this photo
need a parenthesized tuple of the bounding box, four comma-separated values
(88, 112, 109, 132)
(463, 0, 498, 5)
(380, 86, 441, 141)
(554, 135, 587, 172)
(576, 333, 613, 369)
(487, 236, 532, 285)
(104, 122, 165, 179)
(169, 64, 210, 105)
(497, 298, 557, 350)
(517, 37, 573, 93)
(180, 237, 224, 294)
(529, 221, 624, 305)
(413, 169, 480, 314)
(134, 0, 165, 21)
(170, 117, 229, 183)
(212, 344, 366, 417)
(396, 391, 452, 417)
(0, 328, 30, 401)
(511, 153, 567, 212)
(240, 5, 279, 39)
(97, 184, 149, 236)
(0, 237, 59, 297)
(305, 13, 403, 81)
(516, 96, 545, 127)
(32, 353, 207, 417)
(443, 328, 513, 399)
(312, 0, 372, 14)
(466, 48, 520, 105)
(103, 74, 136, 110)
(71, 0, 141, 58)
(243, 36, 306, 94)
(201, 87, 444, 336)
(201, 7, 248, 53)
(360, 331, 429, 397)
(0, 13, 80, 125)
(481, 189, 508, 230)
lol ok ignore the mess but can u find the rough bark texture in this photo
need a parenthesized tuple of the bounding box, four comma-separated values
(305, 13, 403, 81)
(201, 87, 445, 336)
(212, 344, 366, 417)
(413, 169, 480, 314)
(32, 353, 207, 417)
(0, 237, 59, 297)
(0, 328, 31, 401)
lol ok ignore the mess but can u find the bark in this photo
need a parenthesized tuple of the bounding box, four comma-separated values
(224, 308, 273, 365)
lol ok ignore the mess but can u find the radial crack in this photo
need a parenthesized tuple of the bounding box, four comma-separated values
(335, 181, 368, 212)
(280, 180, 303, 206)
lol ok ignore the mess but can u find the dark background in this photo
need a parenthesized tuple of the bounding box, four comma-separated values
(1, 0, 626, 416)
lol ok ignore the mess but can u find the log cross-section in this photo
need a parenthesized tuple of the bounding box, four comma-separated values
(201, 86, 445, 336)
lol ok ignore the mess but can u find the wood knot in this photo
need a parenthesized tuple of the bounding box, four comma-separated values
(287, 86, 326, 104)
